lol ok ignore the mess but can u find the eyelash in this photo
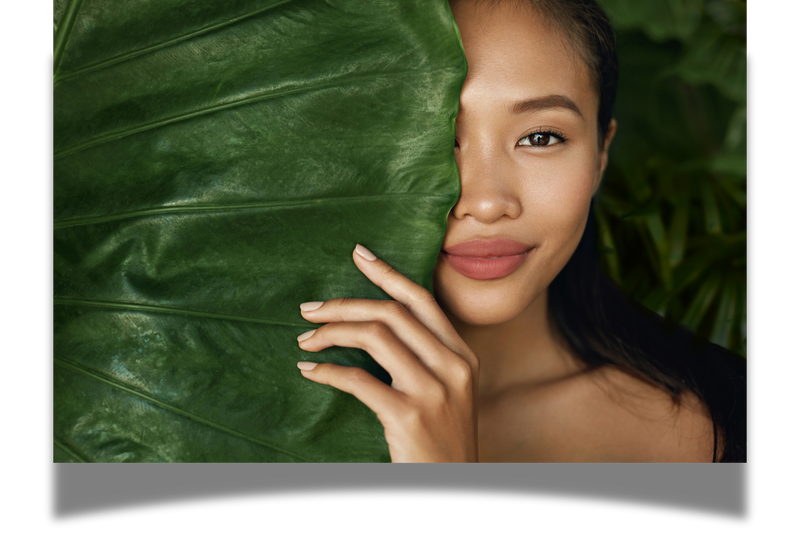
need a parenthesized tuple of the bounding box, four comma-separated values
(517, 128, 568, 147)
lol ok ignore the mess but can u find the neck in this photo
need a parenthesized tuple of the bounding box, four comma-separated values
(447, 290, 585, 400)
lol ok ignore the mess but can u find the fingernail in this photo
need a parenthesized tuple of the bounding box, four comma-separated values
(355, 244, 377, 261)
(297, 361, 318, 371)
(297, 330, 316, 342)
(300, 301, 324, 312)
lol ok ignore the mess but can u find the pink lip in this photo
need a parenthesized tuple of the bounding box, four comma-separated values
(441, 239, 533, 280)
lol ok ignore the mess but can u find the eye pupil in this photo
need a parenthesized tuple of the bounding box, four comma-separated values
(531, 133, 549, 145)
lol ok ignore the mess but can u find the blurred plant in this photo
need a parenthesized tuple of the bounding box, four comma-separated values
(596, 0, 746, 355)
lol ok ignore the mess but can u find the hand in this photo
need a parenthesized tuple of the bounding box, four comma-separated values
(296, 244, 480, 462)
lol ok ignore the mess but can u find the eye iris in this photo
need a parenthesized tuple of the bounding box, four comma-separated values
(531, 133, 550, 145)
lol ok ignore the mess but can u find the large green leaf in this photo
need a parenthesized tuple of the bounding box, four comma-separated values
(54, 0, 466, 462)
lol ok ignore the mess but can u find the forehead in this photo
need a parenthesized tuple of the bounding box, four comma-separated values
(451, 1, 596, 115)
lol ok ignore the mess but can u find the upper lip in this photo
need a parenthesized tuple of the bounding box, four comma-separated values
(442, 239, 532, 258)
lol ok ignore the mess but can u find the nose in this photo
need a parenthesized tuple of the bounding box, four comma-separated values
(451, 142, 522, 223)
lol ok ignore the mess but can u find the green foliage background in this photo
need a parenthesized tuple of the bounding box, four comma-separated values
(596, 0, 746, 355)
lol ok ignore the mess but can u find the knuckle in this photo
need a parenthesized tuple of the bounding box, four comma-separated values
(411, 289, 437, 308)
(405, 288, 440, 316)
(426, 381, 448, 404)
(451, 358, 473, 384)
(461, 350, 480, 375)
(343, 367, 370, 389)
(364, 321, 391, 341)
(468, 361, 480, 380)
(380, 261, 397, 276)
(328, 298, 352, 317)
(377, 262, 399, 284)
(385, 300, 411, 320)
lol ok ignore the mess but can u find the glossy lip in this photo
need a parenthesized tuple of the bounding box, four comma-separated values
(441, 239, 533, 280)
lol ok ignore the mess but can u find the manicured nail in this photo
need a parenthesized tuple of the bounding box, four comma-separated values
(355, 244, 377, 261)
(297, 330, 316, 342)
(297, 361, 318, 371)
(300, 301, 324, 312)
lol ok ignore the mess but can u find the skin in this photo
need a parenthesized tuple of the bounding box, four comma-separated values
(438, 0, 605, 410)
(296, 0, 714, 462)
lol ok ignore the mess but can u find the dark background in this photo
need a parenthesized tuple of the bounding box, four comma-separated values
(596, 0, 746, 355)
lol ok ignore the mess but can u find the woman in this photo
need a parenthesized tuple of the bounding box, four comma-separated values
(294, 0, 746, 462)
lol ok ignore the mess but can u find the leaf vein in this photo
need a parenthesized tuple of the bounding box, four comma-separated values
(54, 297, 311, 328)
(53, 193, 454, 229)
(54, 358, 311, 462)
(53, 437, 88, 463)
(53, 0, 295, 85)
(53, 0, 85, 75)
(54, 68, 452, 159)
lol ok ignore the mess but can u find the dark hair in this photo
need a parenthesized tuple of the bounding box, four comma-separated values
(452, 0, 746, 461)
(550, 207, 746, 462)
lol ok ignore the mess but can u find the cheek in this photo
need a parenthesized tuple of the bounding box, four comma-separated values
(504, 156, 595, 317)
(522, 154, 596, 247)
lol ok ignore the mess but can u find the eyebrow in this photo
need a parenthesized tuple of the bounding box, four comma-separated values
(511, 95, 583, 119)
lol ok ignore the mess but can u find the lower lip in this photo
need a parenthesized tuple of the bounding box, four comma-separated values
(442, 252, 529, 280)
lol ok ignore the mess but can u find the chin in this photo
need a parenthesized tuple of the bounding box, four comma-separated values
(433, 267, 542, 327)
(447, 302, 527, 326)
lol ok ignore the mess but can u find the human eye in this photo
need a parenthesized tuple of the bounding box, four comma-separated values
(517, 129, 567, 147)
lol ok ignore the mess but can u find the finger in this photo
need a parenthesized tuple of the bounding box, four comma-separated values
(297, 361, 403, 425)
(352, 244, 471, 355)
(297, 322, 437, 393)
(300, 298, 458, 375)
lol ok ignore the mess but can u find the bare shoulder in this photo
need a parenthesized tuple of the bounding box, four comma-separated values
(570, 366, 716, 462)
(481, 365, 715, 462)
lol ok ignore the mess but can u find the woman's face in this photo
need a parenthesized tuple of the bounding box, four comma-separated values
(434, 0, 612, 326)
